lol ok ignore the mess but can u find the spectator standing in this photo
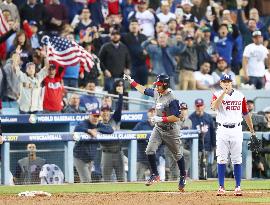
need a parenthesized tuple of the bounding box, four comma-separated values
(62, 93, 84, 113)
(189, 98, 216, 179)
(73, 109, 114, 183)
(121, 18, 148, 86)
(79, 81, 99, 113)
(14, 143, 46, 185)
(99, 28, 131, 92)
(0, 0, 20, 25)
(13, 51, 48, 114)
(44, 0, 69, 33)
(141, 32, 186, 88)
(128, 0, 156, 37)
(156, 0, 176, 24)
(242, 30, 269, 89)
(2, 52, 20, 109)
(100, 85, 124, 182)
(19, 0, 50, 31)
(43, 64, 64, 113)
(177, 35, 198, 90)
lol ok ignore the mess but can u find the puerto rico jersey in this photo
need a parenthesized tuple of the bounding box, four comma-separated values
(212, 90, 249, 124)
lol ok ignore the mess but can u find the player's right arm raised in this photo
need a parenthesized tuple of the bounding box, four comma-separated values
(123, 74, 147, 95)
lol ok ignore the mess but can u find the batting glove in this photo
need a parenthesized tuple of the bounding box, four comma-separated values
(123, 74, 134, 83)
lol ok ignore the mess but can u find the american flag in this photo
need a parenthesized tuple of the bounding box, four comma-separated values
(0, 9, 9, 35)
(42, 36, 94, 72)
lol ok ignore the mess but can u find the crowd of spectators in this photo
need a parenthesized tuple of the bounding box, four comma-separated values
(0, 0, 270, 183)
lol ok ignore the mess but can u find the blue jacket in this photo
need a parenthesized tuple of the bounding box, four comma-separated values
(189, 112, 216, 152)
(141, 39, 186, 75)
(73, 120, 114, 162)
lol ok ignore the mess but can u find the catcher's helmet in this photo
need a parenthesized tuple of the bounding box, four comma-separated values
(153, 74, 170, 89)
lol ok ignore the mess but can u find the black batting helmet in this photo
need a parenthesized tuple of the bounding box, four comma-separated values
(153, 74, 170, 89)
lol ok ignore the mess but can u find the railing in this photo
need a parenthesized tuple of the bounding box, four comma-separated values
(1, 130, 199, 185)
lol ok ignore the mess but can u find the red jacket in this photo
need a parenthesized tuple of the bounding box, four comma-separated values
(43, 76, 63, 112)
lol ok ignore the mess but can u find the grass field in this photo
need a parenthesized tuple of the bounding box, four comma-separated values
(0, 179, 269, 194)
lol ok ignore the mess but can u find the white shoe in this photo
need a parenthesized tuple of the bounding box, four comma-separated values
(234, 186, 242, 196)
(216, 186, 226, 196)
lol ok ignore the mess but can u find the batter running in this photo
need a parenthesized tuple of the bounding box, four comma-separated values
(211, 74, 256, 196)
(123, 74, 186, 192)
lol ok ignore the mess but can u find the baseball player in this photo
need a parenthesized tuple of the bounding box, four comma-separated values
(123, 74, 186, 192)
(211, 74, 256, 196)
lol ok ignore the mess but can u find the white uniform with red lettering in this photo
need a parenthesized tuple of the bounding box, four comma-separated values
(212, 90, 249, 164)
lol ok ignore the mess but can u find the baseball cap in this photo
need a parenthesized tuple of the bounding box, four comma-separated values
(247, 100, 254, 104)
(252, 30, 262, 37)
(49, 64, 56, 70)
(88, 109, 100, 116)
(220, 73, 232, 81)
(137, 0, 147, 4)
(201, 26, 211, 33)
(181, 0, 193, 6)
(29, 20, 38, 26)
(180, 102, 188, 109)
(195, 99, 204, 106)
(185, 34, 194, 40)
(101, 105, 112, 112)
(217, 56, 226, 63)
(148, 106, 155, 112)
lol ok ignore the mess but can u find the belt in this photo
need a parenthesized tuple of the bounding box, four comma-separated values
(217, 123, 241, 128)
(158, 125, 174, 131)
(102, 150, 121, 153)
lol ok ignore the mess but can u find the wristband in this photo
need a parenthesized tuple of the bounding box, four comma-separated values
(130, 80, 138, 87)
(162, 117, 169, 123)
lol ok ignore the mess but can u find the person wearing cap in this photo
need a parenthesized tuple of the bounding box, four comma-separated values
(177, 34, 199, 90)
(124, 73, 187, 191)
(27, 20, 41, 49)
(211, 73, 257, 196)
(99, 83, 125, 182)
(165, 102, 192, 180)
(242, 30, 269, 89)
(121, 18, 148, 86)
(73, 108, 114, 183)
(43, 64, 64, 113)
(189, 98, 216, 180)
(212, 56, 237, 89)
(12, 49, 49, 114)
(157, 0, 176, 24)
(98, 27, 131, 92)
(181, 0, 198, 24)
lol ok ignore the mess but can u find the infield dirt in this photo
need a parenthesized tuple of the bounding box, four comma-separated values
(1, 191, 270, 205)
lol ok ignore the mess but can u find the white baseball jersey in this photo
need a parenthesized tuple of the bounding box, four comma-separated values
(39, 164, 64, 184)
(212, 90, 249, 124)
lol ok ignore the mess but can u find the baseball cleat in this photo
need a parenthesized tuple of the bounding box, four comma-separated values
(178, 176, 186, 192)
(216, 186, 226, 196)
(145, 174, 160, 186)
(234, 186, 242, 196)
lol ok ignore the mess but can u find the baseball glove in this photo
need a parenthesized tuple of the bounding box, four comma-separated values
(247, 134, 262, 153)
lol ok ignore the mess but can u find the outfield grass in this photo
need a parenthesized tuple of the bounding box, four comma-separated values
(0, 179, 269, 194)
